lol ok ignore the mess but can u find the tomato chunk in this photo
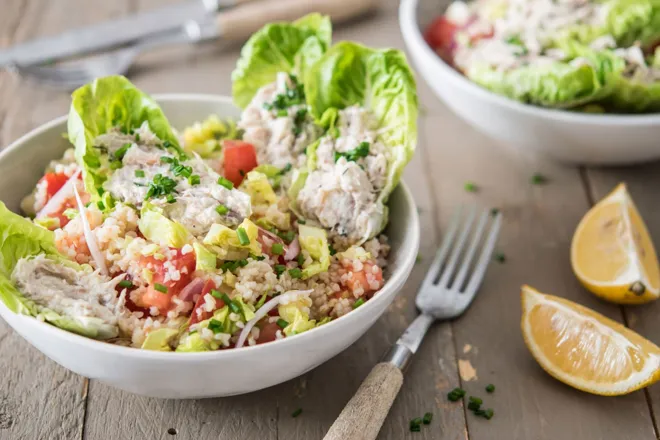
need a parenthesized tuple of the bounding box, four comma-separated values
(138, 250, 196, 312)
(41, 172, 70, 199)
(343, 262, 384, 296)
(223, 140, 258, 187)
(424, 17, 458, 57)
(256, 321, 281, 344)
(189, 280, 226, 326)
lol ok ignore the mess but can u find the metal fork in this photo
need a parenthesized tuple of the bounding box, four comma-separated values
(323, 206, 502, 440)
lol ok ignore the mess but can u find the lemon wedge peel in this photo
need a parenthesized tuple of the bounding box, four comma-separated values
(571, 184, 660, 304)
(521, 285, 660, 396)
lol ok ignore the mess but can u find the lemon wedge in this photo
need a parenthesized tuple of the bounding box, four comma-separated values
(571, 183, 660, 304)
(521, 285, 660, 396)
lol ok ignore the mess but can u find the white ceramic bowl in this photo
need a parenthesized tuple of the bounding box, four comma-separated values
(0, 95, 419, 398)
(400, 0, 660, 165)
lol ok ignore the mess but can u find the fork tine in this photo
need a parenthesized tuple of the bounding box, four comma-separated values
(436, 205, 477, 288)
(464, 212, 502, 297)
(450, 208, 489, 291)
(420, 206, 463, 289)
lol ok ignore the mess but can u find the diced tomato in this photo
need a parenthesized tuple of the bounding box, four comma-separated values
(343, 262, 384, 297)
(424, 16, 458, 59)
(223, 140, 258, 187)
(138, 249, 196, 312)
(189, 280, 226, 326)
(256, 321, 281, 344)
(41, 172, 70, 199)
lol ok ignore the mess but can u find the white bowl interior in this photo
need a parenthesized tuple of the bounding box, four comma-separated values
(0, 95, 420, 398)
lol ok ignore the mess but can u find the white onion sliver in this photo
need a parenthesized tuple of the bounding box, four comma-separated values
(73, 185, 108, 276)
(235, 289, 313, 348)
(36, 169, 81, 219)
(178, 278, 205, 302)
(284, 237, 300, 261)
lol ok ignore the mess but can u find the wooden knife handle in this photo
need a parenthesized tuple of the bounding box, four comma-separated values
(216, 0, 379, 42)
(323, 362, 403, 440)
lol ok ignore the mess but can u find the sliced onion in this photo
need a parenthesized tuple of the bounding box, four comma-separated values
(73, 185, 108, 276)
(235, 289, 313, 348)
(284, 236, 300, 261)
(178, 278, 205, 302)
(37, 169, 81, 219)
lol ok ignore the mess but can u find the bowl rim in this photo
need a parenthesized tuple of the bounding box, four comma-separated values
(399, 0, 660, 125)
(0, 93, 421, 361)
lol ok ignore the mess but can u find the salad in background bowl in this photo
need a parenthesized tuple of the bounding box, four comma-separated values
(400, 0, 660, 164)
(0, 15, 420, 397)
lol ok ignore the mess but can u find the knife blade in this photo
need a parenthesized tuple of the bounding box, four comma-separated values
(0, 0, 237, 68)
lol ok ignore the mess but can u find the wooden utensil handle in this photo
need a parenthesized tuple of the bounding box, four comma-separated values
(323, 362, 403, 440)
(216, 0, 379, 42)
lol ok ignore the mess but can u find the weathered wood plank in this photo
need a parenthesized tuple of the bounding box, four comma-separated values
(419, 95, 657, 439)
(584, 165, 660, 435)
(0, 2, 132, 440)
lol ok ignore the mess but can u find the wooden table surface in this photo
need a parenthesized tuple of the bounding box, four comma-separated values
(1, 1, 659, 439)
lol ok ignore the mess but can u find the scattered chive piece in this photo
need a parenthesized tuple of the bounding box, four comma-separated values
(237, 259, 249, 267)
(109, 160, 122, 170)
(447, 387, 466, 401)
(415, 255, 422, 264)
(280, 163, 292, 174)
(134, 133, 140, 142)
(210, 289, 223, 299)
(490, 208, 499, 216)
(135, 169, 145, 178)
(530, 173, 547, 185)
(276, 318, 289, 328)
(288, 268, 303, 279)
(464, 182, 478, 192)
(328, 245, 337, 256)
(467, 401, 481, 411)
(291, 408, 302, 418)
(118, 280, 133, 289)
(278, 230, 295, 244)
(154, 283, 168, 294)
(236, 227, 250, 245)
(486, 384, 495, 393)
(188, 174, 200, 185)
(468, 396, 483, 405)
(297, 218, 306, 225)
(271, 243, 284, 255)
(218, 176, 233, 189)
(494, 252, 506, 263)
(256, 294, 268, 309)
(483, 409, 494, 420)
(422, 412, 433, 425)
(353, 298, 365, 309)
(274, 265, 287, 276)
(166, 194, 176, 204)
(216, 204, 229, 215)
(208, 319, 223, 334)
(296, 253, 305, 267)
(97, 201, 105, 211)
(409, 417, 422, 432)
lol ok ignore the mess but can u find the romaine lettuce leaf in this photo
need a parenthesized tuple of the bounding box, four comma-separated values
(138, 203, 190, 248)
(231, 13, 332, 108)
(304, 42, 418, 236)
(68, 75, 183, 200)
(298, 224, 330, 278)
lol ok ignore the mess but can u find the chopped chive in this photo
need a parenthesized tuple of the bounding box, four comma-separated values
(490, 208, 500, 216)
(97, 187, 105, 196)
(353, 298, 365, 309)
(467, 401, 481, 411)
(422, 412, 433, 425)
(486, 384, 495, 393)
(296, 253, 305, 267)
(530, 173, 547, 185)
(468, 396, 483, 405)
(277, 109, 288, 117)
(256, 294, 268, 309)
(409, 417, 422, 432)
(464, 182, 478, 192)
(216, 204, 229, 215)
(291, 408, 302, 418)
(97, 201, 105, 210)
(328, 245, 337, 256)
(280, 163, 292, 174)
(447, 387, 466, 401)
(271, 243, 284, 255)
(188, 174, 200, 185)
(237, 259, 249, 267)
(166, 194, 176, 204)
(218, 176, 233, 189)
(210, 289, 223, 299)
(276, 318, 289, 328)
(482, 409, 494, 420)
(278, 230, 295, 244)
(118, 280, 133, 289)
(288, 268, 303, 279)
(134, 133, 140, 142)
(236, 227, 250, 245)
(163, 140, 172, 149)
(135, 169, 145, 178)
(297, 218, 306, 225)
(109, 160, 122, 170)
(494, 252, 506, 263)
(274, 265, 287, 276)
(208, 319, 223, 334)
(415, 255, 422, 264)
(154, 283, 168, 294)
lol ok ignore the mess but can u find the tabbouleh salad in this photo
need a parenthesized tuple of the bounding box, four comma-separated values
(0, 14, 418, 352)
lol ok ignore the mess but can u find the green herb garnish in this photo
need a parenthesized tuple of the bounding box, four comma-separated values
(274, 265, 287, 276)
(145, 174, 177, 200)
(208, 319, 223, 334)
(447, 387, 466, 401)
(422, 412, 433, 425)
(276, 318, 289, 329)
(154, 283, 168, 294)
(334, 141, 370, 163)
(118, 280, 133, 289)
(218, 176, 233, 189)
(494, 252, 506, 263)
(271, 243, 284, 255)
(530, 173, 547, 185)
(409, 418, 422, 432)
(353, 298, 365, 309)
(97, 201, 105, 211)
(237, 227, 250, 245)
(210, 289, 223, 299)
(291, 408, 303, 418)
(486, 384, 495, 393)
(135, 169, 145, 178)
(216, 204, 229, 215)
(188, 174, 200, 185)
(288, 268, 303, 279)
(464, 182, 478, 193)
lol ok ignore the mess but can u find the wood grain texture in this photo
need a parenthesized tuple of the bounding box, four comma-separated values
(324, 363, 404, 440)
(418, 92, 658, 439)
(584, 166, 660, 436)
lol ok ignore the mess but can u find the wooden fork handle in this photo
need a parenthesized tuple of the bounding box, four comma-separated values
(216, 0, 379, 42)
(323, 362, 403, 440)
